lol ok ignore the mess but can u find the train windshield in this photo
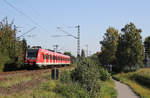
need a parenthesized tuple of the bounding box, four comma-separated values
(27, 49, 38, 59)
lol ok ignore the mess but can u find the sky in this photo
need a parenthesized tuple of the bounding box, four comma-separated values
(0, 0, 150, 56)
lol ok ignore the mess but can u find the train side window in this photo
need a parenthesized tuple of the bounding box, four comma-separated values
(44, 55, 46, 59)
(46, 55, 47, 60)
(55, 56, 57, 60)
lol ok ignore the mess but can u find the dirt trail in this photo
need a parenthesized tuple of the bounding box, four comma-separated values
(114, 80, 139, 98)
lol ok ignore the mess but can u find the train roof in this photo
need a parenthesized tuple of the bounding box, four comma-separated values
(38, 48, 70, 58)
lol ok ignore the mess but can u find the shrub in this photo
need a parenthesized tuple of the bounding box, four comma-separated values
(99, 68, 111, 81)
(72, 58, 101, 98)
(60, 70, 72, 83)
(55, 82, 90, 98)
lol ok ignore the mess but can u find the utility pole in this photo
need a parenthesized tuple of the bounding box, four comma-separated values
(75, 25, 80, 61)
(53, 44, 59, 52)
(52, 25, 81, 64)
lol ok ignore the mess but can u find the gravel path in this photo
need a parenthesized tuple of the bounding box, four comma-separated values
(114, 80, 139, 98)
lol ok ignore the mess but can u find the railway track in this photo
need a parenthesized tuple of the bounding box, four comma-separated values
(0, 66, 73, 95)
(0, 69, 49, 79)
(0, 66, 70, 80)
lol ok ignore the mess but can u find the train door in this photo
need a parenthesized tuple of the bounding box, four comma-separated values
(43, 54, 46, 65)
(50, 54, 52, 64)
(46, 54, 49, 63)
(48, 54, 50, 64)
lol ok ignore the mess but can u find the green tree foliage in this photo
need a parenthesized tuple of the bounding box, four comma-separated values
(89, 53, 111, 81)
(144, 36, 150, 57)
(99, 27, 119, 68)
(90, 52, 101, 65)
(0, 18, 27, 71)
(15, 39, 27, 67)
(81, 49, 86, 60)
(116, 23, 144, 71)
(72, 58, 101, 98)
(98, 67, 111, 81)
(64, 51, 76, 64)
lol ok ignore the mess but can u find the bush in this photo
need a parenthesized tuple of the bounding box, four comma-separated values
(99, 68, 111, 81)
(60, 70, 72, 83)
(72, 58, 101, 98)
(55, 82, 90, 98)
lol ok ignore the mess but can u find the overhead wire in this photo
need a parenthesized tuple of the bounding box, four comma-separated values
(17, 26, 36, 38)
(3, 0, 50, 33)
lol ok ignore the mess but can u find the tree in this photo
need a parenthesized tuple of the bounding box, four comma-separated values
(90, 52, 101, 65)
(0, 17, 27, 71)
(15, 39, 27, 67)
(144, 36, 150, 57)
(0, 18, 17, 71)
(72, 58, 100, 98)
(116, 23, 144, 71)
(81, 49, 86, 59)
(144, 36, 150, 67)
(99, 27, 119, 69)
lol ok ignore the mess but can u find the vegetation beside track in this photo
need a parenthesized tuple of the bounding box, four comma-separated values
(0, 18, 27, 72)
(0, 72, 50, 88)
(33, 70, 116, 98)
(113, 68, 150, 98)
(0, 66, 73, 97)
(31, 58, 117, 98)
(4, 72, 116, 98)
(0, 62, 117, 98)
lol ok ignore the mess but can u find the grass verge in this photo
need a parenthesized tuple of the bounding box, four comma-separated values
(113, 68, 150, 98)
(100, 80, 117, 98)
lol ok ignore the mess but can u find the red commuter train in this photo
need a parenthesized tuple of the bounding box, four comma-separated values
(25, 47, 71, 68)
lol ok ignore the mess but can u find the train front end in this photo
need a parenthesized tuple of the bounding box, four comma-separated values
(24, 48, 39, 68)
